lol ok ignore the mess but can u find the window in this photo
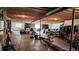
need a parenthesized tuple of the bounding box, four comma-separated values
(11, 22, 24, 30)
(0, 21, 4, 30)
(52, 23, 62, 29)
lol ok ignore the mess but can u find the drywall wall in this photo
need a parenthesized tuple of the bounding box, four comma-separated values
(64, 19, 79, 26)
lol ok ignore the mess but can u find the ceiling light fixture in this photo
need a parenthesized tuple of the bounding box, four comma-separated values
(54, 18, 58, 21)
(50, 18, 58, 21)
(22, 15, 25, 18)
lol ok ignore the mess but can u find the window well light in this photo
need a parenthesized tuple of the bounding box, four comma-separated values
(35, 24, 40, 29)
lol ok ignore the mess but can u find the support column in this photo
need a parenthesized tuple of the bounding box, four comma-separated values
(69, 8, 75, 51)
(2, 8, 7, 46)
(0, 21, 1, 30)
(39, 19, 41, 37)
(7, 20, 11, 32)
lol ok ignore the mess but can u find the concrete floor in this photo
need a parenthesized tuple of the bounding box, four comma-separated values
(0, 30, 75, 51)
(49, 37, 75, 51)
(10, 31, 54, 51)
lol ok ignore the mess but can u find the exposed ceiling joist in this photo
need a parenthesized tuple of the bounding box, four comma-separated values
(33, 7, 69, 22)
